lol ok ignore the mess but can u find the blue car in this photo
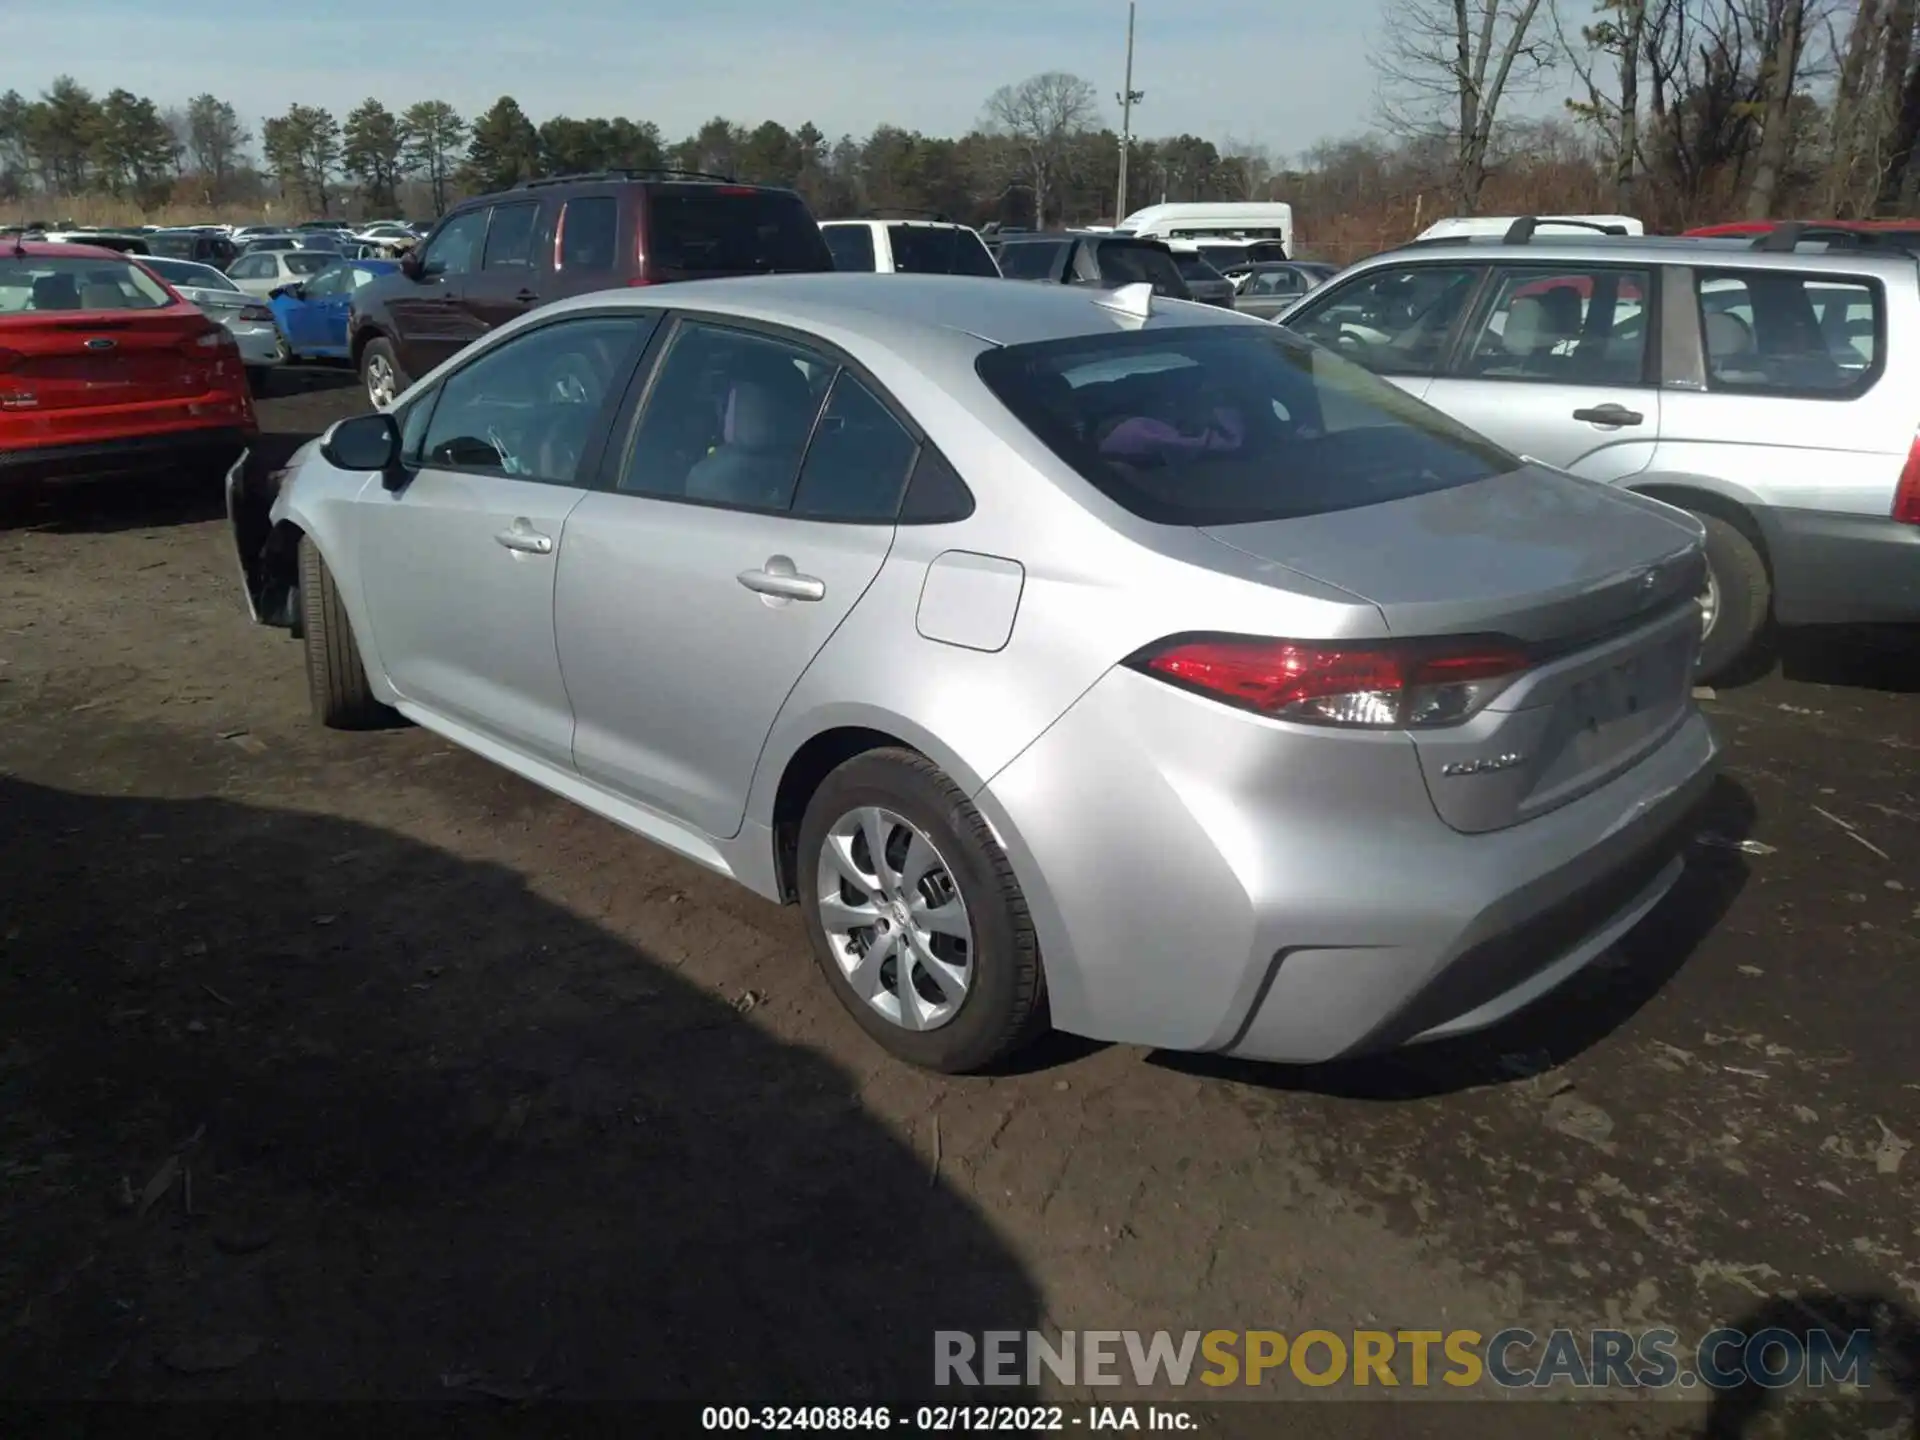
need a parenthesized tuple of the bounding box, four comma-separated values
(269, 258, 400, 360)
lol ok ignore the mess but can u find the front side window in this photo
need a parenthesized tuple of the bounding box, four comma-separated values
(0, 258, 171, 312)
(975, 324, 1518, 527)
(300, 264, 352, 298)
(1285, 264, 1483, 377)
(1697, 270, 1881, 395)
(557, 196, 618, 272)
(1458, 266, 1651, 385)
(483, 201, 540, 269)
(789, 372, 919, 522)
(419, 209, 488, 278)
(618, 321, 833, 509)
(822, 225, 877, 272)
(419, 314, 653, 484)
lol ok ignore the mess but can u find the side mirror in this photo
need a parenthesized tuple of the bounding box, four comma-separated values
(319, 412, 401, 474)
(399, 252, 425, 280)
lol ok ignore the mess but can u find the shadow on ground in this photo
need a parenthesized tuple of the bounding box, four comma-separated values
(1699, 1291, 1920, 1438)
(0, 776, 1039, 1400)
(1776, 626, 1920, 696)
(1154, 775, 1756, 1101)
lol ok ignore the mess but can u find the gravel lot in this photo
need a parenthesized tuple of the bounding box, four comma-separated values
(2, 369, 1916, 1427)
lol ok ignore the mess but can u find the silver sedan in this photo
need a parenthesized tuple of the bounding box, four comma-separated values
(225, 274, 1717, 1072)
(139, 255, 287, 385)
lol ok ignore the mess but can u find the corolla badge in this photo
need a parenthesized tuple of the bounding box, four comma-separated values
(1441, 752, 1526, 777)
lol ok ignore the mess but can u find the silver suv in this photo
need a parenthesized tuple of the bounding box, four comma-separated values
(1277, 223, 1920, 680)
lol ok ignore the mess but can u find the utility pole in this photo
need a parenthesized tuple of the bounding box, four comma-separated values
(1115, 1, 1143, 226)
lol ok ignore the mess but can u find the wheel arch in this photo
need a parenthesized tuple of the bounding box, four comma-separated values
(1625, 475, 1774, 578)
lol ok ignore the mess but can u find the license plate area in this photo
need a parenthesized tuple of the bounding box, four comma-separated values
(1562, 635, 1690, 768)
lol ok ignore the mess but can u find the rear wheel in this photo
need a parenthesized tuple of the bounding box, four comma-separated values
(1691, 510, 1770, 683)
(297, 536, 390, 729)
(797, 749, 1047, 1073)
(359, 337, 406, 408)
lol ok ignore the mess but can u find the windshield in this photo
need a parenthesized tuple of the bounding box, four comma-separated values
(646, 188, 834, 279)
(0, 256, 174, 313)
(974, 324, 1519, 526)
(145, 257, 237, 291)
(887, 224, 999, 276)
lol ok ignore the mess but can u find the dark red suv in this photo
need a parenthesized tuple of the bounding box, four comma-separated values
(347, 169, 836, 406)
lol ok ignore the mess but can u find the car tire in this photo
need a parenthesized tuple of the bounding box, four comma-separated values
(297, 535, 390, 730)
(797, 748, 1048, 1073)
(1691, 511, 1770, 683)
(359, 337, 407, 408)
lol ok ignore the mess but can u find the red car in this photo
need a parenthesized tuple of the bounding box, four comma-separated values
(1, 240, 256, 484)
(1683, 219, 1920, 248)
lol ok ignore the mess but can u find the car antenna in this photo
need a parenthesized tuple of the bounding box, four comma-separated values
(1096, 281, 1156, 327)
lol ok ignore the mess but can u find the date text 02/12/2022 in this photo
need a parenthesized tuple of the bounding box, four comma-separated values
(700, 1405, 1193, 1431)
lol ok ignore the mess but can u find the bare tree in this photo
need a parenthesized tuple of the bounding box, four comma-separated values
(1557, 0, 1649, 210)
(1743, 0, 1809, 215)
(1218, 135, 1276, 198)
(981, 72, 1099, 227)
(1373, 0, 1557, 209)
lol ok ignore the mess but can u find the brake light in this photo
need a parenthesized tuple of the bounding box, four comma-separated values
(715, 185, 757, 195)
(237, 304, 274, 323)
(1129, 635, 1531, 728)
(1896, 432, 1920, 526)
(182, 326, 236, 354)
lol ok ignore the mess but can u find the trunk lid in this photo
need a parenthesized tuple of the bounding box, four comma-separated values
(1204, 465, 1707, 833)
(0, 305, 224, 411)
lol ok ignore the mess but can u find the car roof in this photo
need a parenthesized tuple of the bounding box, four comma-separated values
(541, 272, 1260, 351)
(4, 240, 140, 262)
(1365, 233, 1920, 276)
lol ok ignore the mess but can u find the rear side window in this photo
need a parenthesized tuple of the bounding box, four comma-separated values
(0, 257, 172, 312)
(644, 189, 834, 279)
(484, 201, 540, 268)
(975, 325, 1519, 526)
(997, 241, 1065, 280)
(823, 225, 877, 272)
(887, 225, 999, 277)
(1458, 266, 1652, 385)
(1697, 270, 1881, 395)
(558, 196, 619, 272)
(789, 372, 919, 522)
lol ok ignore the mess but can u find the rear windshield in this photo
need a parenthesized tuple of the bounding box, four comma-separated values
(646, 188, 833, 278)
(997, 240, 1065, 280)
(0, 256, 173, 313)
(975, 325, 1519, 526)
(1095, 242, 1187, 293)
(284, 252, 334, 276)
(1194, 244, 1249, 271)
(145, 257, 237, 291)
(1173, 253, 1223, 282)
(887, 224, 999, 276)
(147, 234, 205, 259)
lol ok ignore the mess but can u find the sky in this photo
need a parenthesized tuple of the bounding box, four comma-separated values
(0, 0, 1387, 156)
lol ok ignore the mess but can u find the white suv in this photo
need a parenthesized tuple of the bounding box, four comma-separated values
(820, 218, 1001, 277)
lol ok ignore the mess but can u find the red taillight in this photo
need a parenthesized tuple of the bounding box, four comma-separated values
(715, 185, 757, 195)
(237, 304, 274, 323)
(625, 275, 654, 287)
(1130, 635, 1532, 728)
(181, 326, 236, 355)
(1896, 433, 1920, 526)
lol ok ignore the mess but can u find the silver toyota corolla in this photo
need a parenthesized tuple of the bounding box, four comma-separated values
(226, 273, 1719, 1073)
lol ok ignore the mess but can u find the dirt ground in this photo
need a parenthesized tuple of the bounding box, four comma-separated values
(2, 370, 1917, 1428)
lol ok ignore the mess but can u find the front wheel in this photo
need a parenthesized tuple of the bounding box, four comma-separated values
(359, 337, 407, 409)
(1691, 511, 1771, 683)
(797, 749, 1047, 1073)
(297, 536, 392, 730)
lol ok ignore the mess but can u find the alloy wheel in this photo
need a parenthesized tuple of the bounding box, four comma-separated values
(816, 807, 974, 1032)
(365, 353, 397, 407)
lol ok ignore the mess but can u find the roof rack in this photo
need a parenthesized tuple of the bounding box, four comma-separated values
(1748, 222, 1918, 253)
(1502, 216, 1630, 242)
(859, 207, 956, 223)
(511, 167, 737, 190)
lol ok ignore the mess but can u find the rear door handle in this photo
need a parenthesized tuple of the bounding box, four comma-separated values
(1572, 404, 1644, 426)
(738, 555, 825, 602)
(514, 289, 538, 303)
(495, 522, 553, 555)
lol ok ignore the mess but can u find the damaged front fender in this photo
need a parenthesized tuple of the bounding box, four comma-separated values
(224, 449, 300, 630)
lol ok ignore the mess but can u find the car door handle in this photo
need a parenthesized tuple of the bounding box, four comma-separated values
(1572, 404, 1644, 426)
(495, 524, 553, 555)
(514, 289, 538, 303)
(738, 556, 825, 602)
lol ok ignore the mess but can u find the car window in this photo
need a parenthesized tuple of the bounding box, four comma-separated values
(886, 225, 999, 277)
(1094, 242, 1187, 295)
(789, 372, 919, 522)
(997, 241, 1065, 280)
(1250, 270, 1302, 296)
(557, 196, 618, 272)
(1196, 244, 1249, 272)
(483, 201, 540, 269)
(1285, 264, 1482, 377)
(645, 188, 834, 279)
(822, 225, 877, 272)
(0, 256, 172, 312)
(1172, 253, 1222, 283)
(1696, 270, 1880, 395)
(348, 265, 385, 290)
(149, 258, 236, 291)
(285, 252, 333, 277)
(618, 321, 833, 508)
(419, 315, 654, 484)
(1458, 266, 1651, 385)
(419, 210, 487, 278)
(299, 264, 351, 297)
(228, 255, 264, 279)
(974, 323, 1519, 527)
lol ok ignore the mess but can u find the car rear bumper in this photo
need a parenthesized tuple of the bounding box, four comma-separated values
(976, 666, 1718, 1064)
(224, 320, 287, 368)
(0, 426, 254, 484)
(1758, 506, 1920, 626)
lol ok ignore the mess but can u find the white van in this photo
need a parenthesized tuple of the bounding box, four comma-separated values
(1414, 214, 1645, 241)
(1117, 202, 1294, 257)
